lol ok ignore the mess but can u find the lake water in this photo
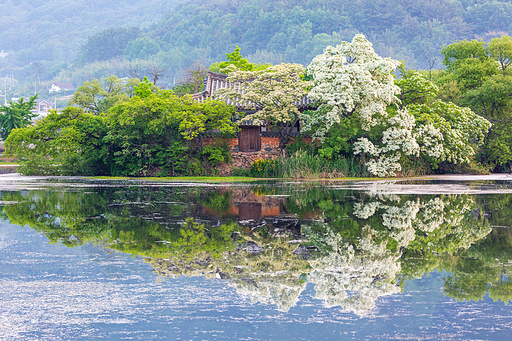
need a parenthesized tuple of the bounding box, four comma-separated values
(2, 175, 512, 340)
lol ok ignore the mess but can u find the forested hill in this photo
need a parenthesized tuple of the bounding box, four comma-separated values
(0, 0, 183, 68)
(2, 0, 512, 93)
(150, 0, 512, 70)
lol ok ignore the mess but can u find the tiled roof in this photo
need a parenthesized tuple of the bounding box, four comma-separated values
(192, 71, 316, 110)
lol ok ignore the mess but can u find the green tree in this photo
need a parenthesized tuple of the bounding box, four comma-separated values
(105, 85, 235, 176)
(76, 26, 140, 65)
(69, 76, 140, 114)
(0, 94, 38, 139)
(439, 35, 512, 171)
(209, 46, 271, 73)
(5, 107, 109, 175)
(124, 37, 161, 61)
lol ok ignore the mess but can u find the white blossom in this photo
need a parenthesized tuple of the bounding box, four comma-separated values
(305, 34, 401, 135)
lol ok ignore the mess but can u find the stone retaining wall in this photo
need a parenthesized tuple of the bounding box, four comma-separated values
(216, 150, 280, 176)
(203, 135, 312, 175)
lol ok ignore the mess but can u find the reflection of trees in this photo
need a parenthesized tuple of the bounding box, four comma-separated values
(307, 230, 401, 316)
(6, 184, 512, 313)
(437, 226, 512, 303)
(1, 187, 238, 259)
(302, 192, 492, 315)
(221, 234, 310, 312)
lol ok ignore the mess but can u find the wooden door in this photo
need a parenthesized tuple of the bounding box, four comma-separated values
(239, 126, 261, 152)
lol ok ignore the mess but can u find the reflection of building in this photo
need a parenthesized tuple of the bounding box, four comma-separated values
(200, 187, 300, 236)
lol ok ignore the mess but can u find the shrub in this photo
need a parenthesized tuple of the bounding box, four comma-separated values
(250, 158, 277, 177)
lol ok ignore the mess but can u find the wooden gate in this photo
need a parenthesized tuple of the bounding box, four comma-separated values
(239, 126, 261, 152)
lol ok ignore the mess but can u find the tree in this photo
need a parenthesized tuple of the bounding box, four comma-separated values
(123, 37, 161, 61)
(0, 94, 37, 139)
(304, 34, 402, 138)
(183, 63, 207, 94)
(439, 35, 512, 171)
(69, 76, 140, 114)
(209, 46, 271, 73)
(76, 26, 140, 65)
(441, 39, 489, 72)
(215, 63, 313, 149)
(105, 84, 235, 176)
(5, 106, 109, 175)
(305, 35, 491, 176)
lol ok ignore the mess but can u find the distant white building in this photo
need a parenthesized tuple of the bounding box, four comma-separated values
(49, 82, 75, 93)
(0, 50, 7, 58)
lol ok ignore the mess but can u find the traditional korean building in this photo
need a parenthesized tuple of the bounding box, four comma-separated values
(192, 71, 315, 156)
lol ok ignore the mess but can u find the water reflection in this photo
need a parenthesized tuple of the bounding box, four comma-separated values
(3, 183, 512, 315)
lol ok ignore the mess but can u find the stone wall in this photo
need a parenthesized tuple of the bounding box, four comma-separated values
(216, 149, 280, 175)
(203, 135, 311, 176)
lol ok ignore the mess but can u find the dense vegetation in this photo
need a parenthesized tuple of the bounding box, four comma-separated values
(9, 34, 512, 177)
(5, 78, 235, 176)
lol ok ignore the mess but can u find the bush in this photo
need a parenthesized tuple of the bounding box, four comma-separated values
(250, 158, 277, 177)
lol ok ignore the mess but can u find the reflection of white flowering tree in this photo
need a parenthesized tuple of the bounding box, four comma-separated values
(149, 193, 492, 316)
(215, 63, 313, 149)
(301, 194, 491, 315)
(307, 231, 401, 316)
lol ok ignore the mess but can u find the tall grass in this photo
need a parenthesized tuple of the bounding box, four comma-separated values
(250, 151, 371, 178)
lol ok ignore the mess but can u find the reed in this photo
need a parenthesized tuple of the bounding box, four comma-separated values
(250, 151, 371, 178)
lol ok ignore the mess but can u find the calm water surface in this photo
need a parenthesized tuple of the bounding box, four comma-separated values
(2, 176, 512, 340)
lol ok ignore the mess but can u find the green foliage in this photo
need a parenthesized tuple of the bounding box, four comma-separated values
(5, 107, 109, 175)
(315, 114, 362, 160)
(7, 79, 235, 177)
(209, 46, 271, 73)
(437, 35, 512, 172)
(441, 39, 489, 72)
(124, 37, 161, 61)
(69, 76, 135, 114)
(133, 77, 154, 98)
(104, 90, 234, 176)
(76, 26, 140, 65)
(396, 72, 438, 107)
(6, 0, 512, 92)
(250, 158, 277, 177)
(284, 136, 316, 155)
(0, 94, 38, 139)
(250, 152, 370, 178)
(202, 141, 231, 168)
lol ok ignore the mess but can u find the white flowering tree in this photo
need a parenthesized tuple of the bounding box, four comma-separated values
(215, 63, 314, 149)
(305, 34, 402, 136)
(305, 35, 491, 176)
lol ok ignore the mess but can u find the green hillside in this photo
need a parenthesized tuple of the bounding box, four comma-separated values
(2, 0, 512, 94)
